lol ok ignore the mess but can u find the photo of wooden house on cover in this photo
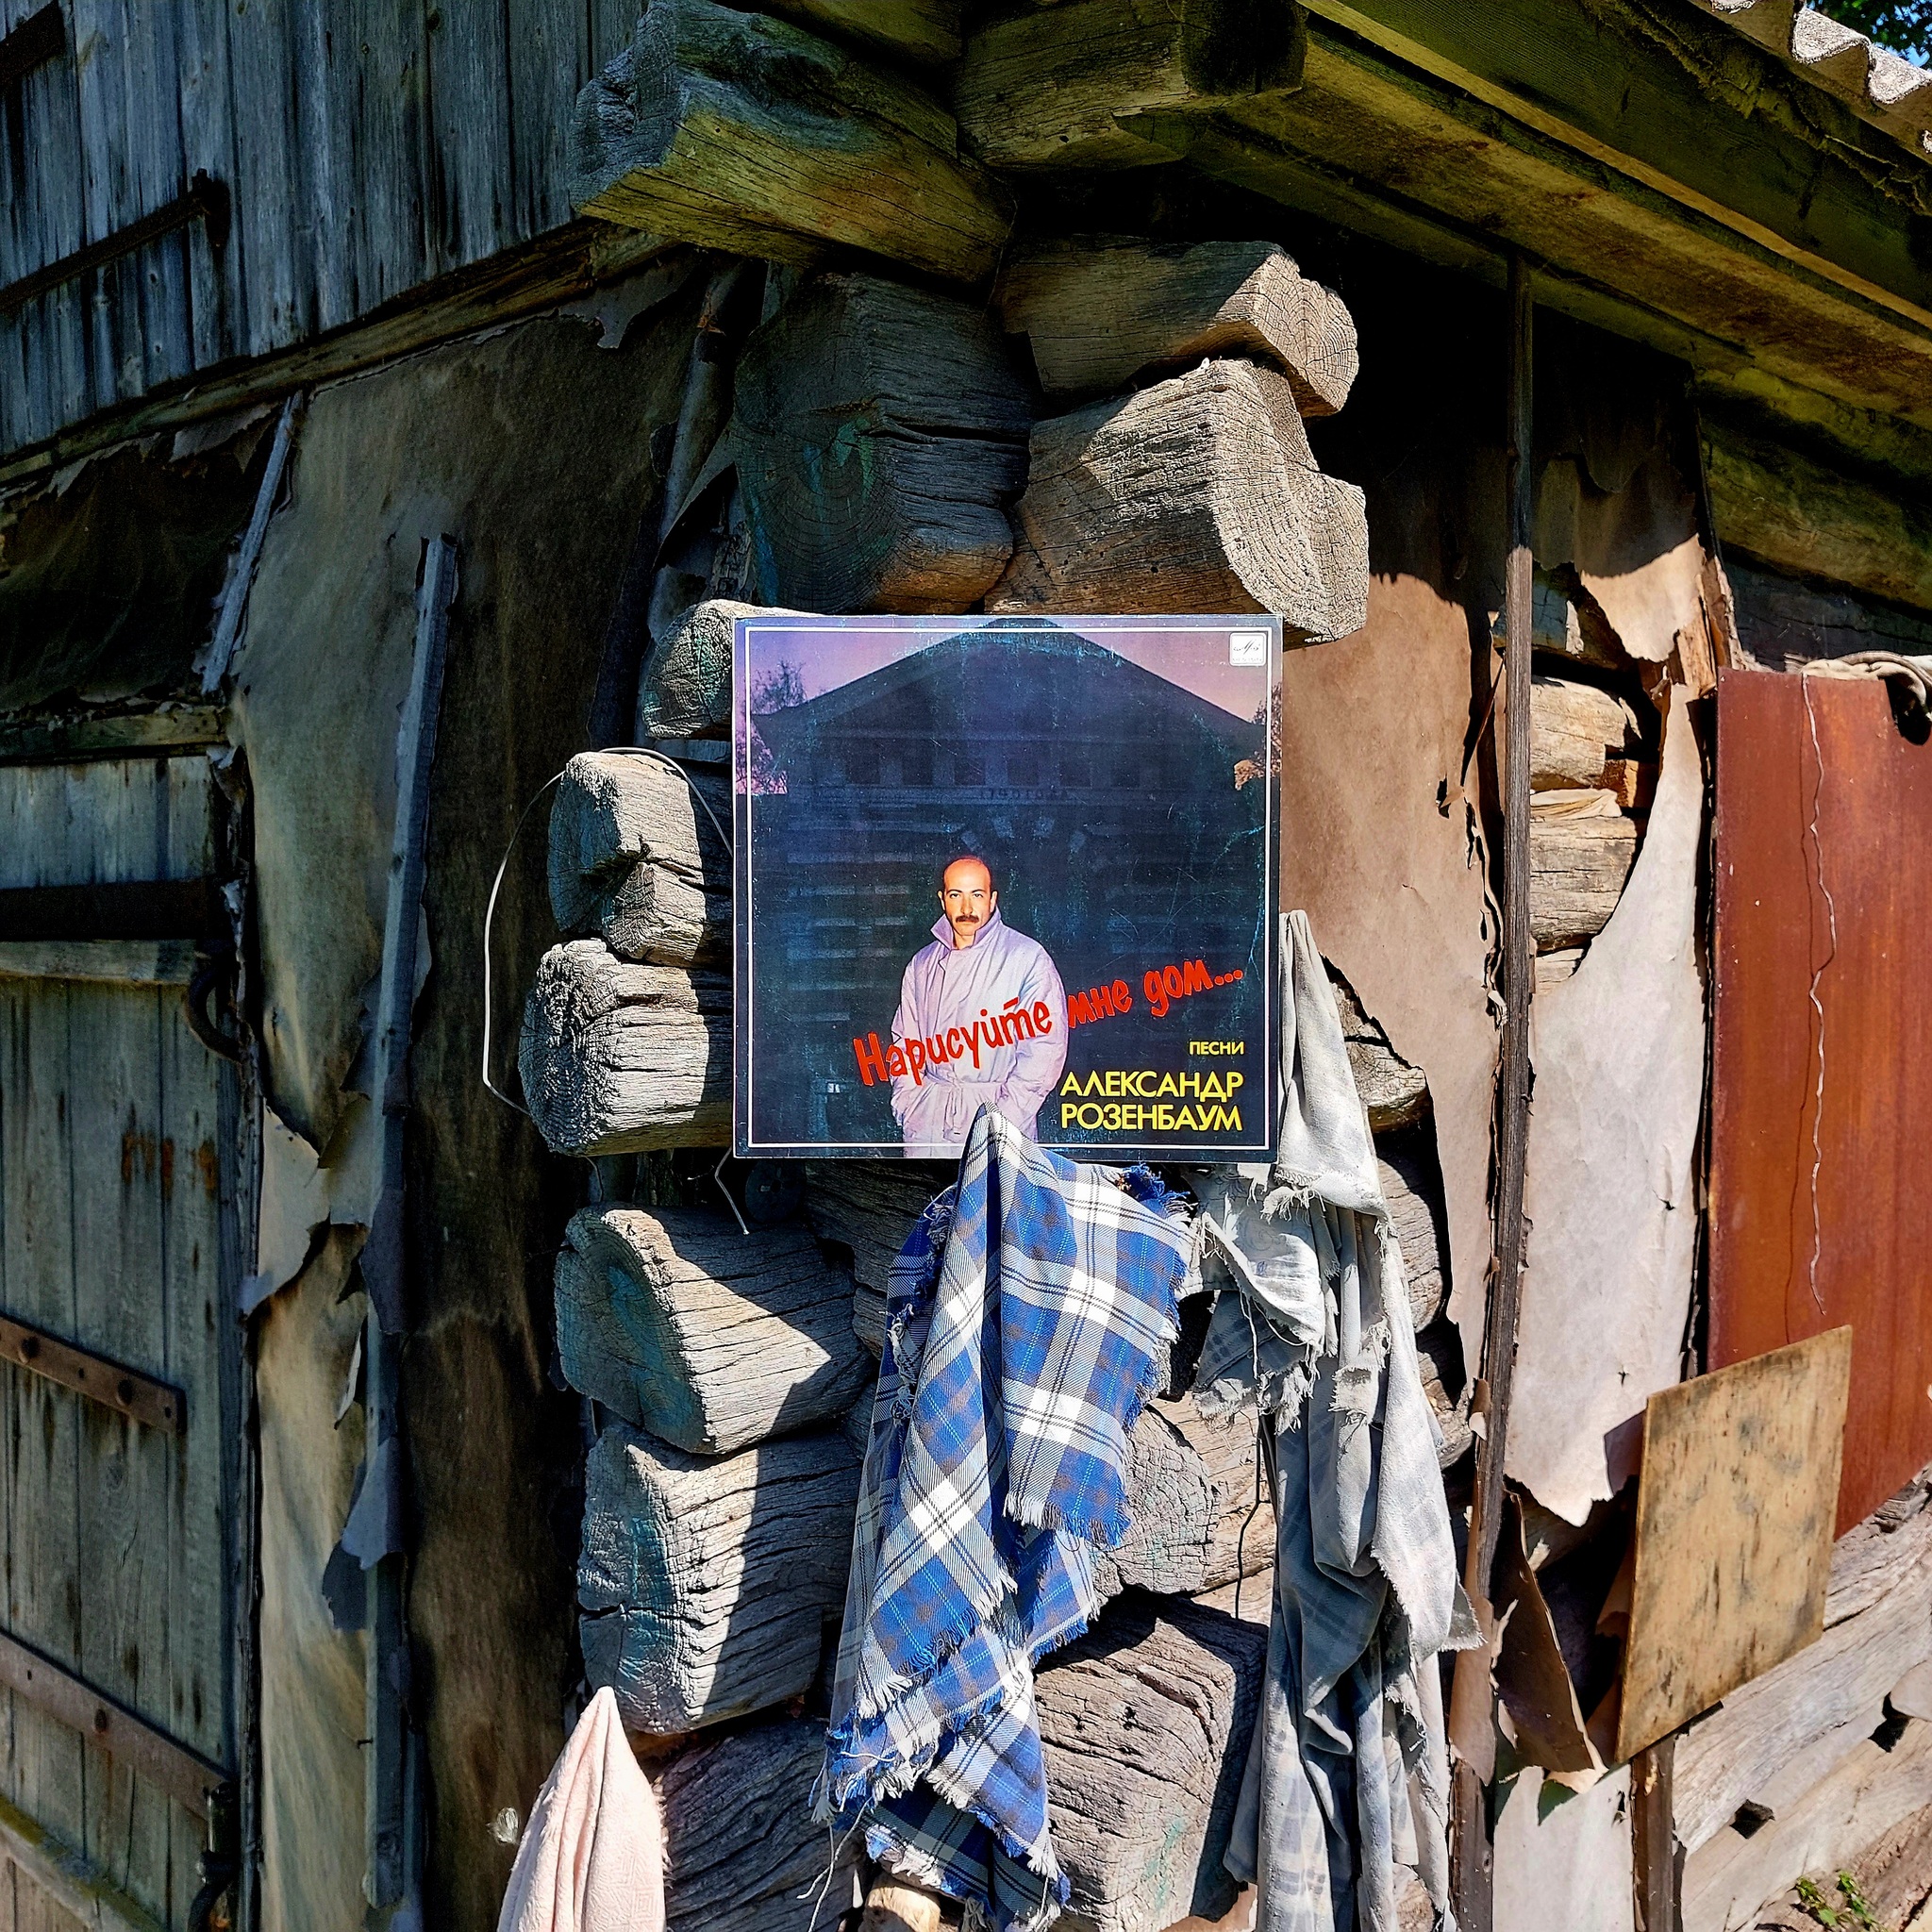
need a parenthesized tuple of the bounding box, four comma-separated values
(733, 614, 1279, 1159)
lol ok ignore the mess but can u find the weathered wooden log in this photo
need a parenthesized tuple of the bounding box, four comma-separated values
(572, 0, 1010, 281)
(752, 0, 961, 68)
(1330, 974, 1428, 1132)
(547, 753, 729, 965)
(636, 598, 796, 742)
(955, 0, 1305, 172)
(519, 941, 730, 1156)
(989, 359, 1369, 642)
(998, 235, 1357, 413)
(579, 1420, 859, 1731)
(1530, 674, 1643, 791)
(858, 1881, 943, 1932)
(1415, 1317, 1472, 1467)
(732, 274, 1033, 613)
(657, 1717, 863, 1932)
(802, 1160, 954, 1353)
(1682, 1720, 1932, 1932)
(1038, 1595, 1269, 1932)
(556, 1205, 871, 1454)
(1377, 1138, 1448, 1332)
(1528, 813, 1639, 950)
(1094, 1397, 1274, 1602)
(1674, 1494, 1932, 1854)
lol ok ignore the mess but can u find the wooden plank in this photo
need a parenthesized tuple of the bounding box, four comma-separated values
(1618, 1330, 1854, 1761)
(1672, 1495, 1932, 1853)
(0, 713, 225, 768)
(0, 1634, 221, 1822)
(66, 981, 174, 1915)
(425, 0, 511, 277)
(0, 1787, 164, 1932)
(0, 222, 673, 483)
(222, 0, 302, 358)
(175, 0, 238, 374)
(0, 7, 60, 92)
(1125, 30, 1932, 451)
(117, 0, 194, 401)
(753, 0, 961, 68)
(572, 0, 1011, 282)
(0, 760, 212, 892)
(1682, 1720, 1932, 1932)
(0, 979, 90, 1906)
(156, 984, 236, 1921)
(0, 1317, 183, 1432)
(0, 944, 195, 990)
(505, 0, 589, 241)
(0, 885, 220, 946)
(1291, 0, 1932, 336)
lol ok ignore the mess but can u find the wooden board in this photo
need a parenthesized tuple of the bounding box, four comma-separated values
(1616, 1329, 1853, 1761)
(0, 751, 241, 1929)
(1711, 671, 1932, 1531)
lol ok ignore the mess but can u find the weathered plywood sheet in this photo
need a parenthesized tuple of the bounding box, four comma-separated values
(1617, 1330, 1853, 1762)
(1710, 670, 1932, 1532)
(1277, 571, 1498, 1370)
(1507, 694, 1705, 1523)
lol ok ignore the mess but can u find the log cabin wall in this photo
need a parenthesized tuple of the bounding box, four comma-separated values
(2, 3, 1931, 1931)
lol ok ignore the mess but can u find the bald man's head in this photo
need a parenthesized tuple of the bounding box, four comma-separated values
(939, 855, 996, 949)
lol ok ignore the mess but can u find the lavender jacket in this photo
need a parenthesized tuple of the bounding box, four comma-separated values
(890, 908, 1068, 1150)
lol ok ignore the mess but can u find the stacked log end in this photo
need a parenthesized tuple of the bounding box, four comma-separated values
(580, 1418, 861, 1731)
(558, 1205, 870, 1453)
(731, 273, 1035, 612)
(1040, 1598, 1269, 1932)
(988, 357, 1367, 641)
(570, 0, 1009, 282)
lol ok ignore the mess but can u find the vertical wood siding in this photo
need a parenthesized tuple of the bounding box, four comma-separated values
(0, 754, 242, 1929)
(0, 0, 623, 455)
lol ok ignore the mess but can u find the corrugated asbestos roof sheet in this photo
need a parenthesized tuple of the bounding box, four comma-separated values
(1700, 1, 1932, 154)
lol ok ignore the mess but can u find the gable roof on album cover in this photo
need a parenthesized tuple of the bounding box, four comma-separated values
(751, 619, 1264, 771)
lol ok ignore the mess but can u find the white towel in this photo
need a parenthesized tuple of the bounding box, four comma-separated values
(497, 1688, 664, 1932)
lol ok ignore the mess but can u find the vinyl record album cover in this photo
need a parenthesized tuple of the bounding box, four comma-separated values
(733, 614, 1279, 1160)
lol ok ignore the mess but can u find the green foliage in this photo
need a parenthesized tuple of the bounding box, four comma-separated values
(1793, 1872, 1880, 1929)
(1824, 0, 1932, 59)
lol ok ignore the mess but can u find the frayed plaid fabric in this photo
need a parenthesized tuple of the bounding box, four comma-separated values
(819, 1108, 1191, 1932)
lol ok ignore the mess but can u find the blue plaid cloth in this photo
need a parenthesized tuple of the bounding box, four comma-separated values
(819, 1108, 1191, 1932)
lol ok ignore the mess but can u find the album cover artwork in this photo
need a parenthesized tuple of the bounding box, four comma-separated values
(732, 614, 1279, 1161)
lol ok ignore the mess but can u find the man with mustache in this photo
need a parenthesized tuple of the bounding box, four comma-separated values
(890, 855, 1067, 1150)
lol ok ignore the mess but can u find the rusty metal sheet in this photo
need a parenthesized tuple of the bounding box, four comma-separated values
(1711, 668, 1932, 1532)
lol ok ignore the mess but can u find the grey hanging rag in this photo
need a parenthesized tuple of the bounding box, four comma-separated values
(1196, 911, 1478, 1932)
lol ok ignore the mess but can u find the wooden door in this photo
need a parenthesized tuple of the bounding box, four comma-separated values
(0, 753, 250, 1932)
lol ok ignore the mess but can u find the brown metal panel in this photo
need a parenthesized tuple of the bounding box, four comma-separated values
(1710, 668, 1932, 1532)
